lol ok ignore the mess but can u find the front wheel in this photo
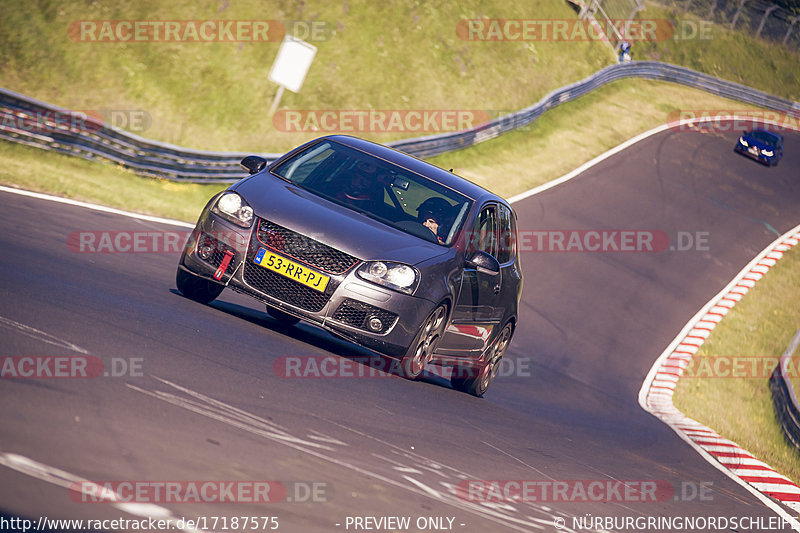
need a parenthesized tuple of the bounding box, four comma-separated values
(399, 304, 448, 380)
(451, 322, 513, 396)
(176, 267, 224, 304)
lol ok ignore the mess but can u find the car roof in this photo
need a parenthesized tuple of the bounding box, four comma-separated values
(747, 128, 782, 142)
(318, 135, 506, 205)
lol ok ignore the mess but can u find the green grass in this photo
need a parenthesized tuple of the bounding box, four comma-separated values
(674, 244, 800, 484)
(2, 0, 798, 156)
(0, 0, 611, 152)
(637, 1, 800, 101)
(0, 78, 767, 219)
(0, 141, 226, 222)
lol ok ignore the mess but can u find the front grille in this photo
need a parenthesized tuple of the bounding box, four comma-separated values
(332, 299, 398, 334)
(243, 261, 330, 312)
(257, 219, 359, 275)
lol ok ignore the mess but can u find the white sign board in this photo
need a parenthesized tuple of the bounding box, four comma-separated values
(268, 35, 317, 93)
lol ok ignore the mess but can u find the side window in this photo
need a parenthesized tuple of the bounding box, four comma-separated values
(497, 204, 515, 264)
(470, 205, 498, 258)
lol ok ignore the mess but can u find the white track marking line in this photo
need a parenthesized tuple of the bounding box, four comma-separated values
(129, 378, 564, 532)
(0, 315, 89, 354)
(0, 452, 202, 533)
(0, 185, 194, 228)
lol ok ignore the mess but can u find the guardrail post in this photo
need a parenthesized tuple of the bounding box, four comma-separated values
(730, 0, 748, 31)
(706, 0, 719, 20)
(784, 16, 799, 46)
(756, 5, 778, 38)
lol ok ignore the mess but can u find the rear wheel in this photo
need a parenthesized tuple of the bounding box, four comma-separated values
(266, 305, 301, 326)
(399, 304, 448, 380)
(176, 267, 224, 304)
(452, 322, 513, 397)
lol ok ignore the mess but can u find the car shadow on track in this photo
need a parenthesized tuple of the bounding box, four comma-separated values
(171, 290, 454, 391)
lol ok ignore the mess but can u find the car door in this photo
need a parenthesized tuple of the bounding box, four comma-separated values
(444, 203, 504, 353)
(496, 202, 522, 326)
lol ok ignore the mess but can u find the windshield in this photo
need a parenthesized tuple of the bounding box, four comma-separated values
(749, 130, 779, 145)
(272, 141, 473, 246)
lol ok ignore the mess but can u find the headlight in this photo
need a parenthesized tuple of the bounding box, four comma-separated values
(739, 137, 748, 147)
(213, 192, 254, 228)
(357, 261, 419, 295)
(761, 149, 774, 156)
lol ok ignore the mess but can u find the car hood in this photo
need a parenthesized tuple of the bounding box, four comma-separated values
(742, 134, 776, 150)
(233, 173, 450, 265)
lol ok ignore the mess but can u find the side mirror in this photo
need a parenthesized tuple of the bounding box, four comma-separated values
(240, 155, 268, 175)
(466, 251, 500, 275)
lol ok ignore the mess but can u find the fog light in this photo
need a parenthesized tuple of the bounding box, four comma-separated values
(198, 244, 213, 260)
(368, 316, 383, 332)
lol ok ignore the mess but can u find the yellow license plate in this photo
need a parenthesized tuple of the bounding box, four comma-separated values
(253, 247, 330, 292)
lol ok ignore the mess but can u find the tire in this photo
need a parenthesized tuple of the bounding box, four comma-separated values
(176, 267, 224, 304)
(266, 305, 301, 326)
(451, 322, 513, 397)
(399, 304, 448, 380)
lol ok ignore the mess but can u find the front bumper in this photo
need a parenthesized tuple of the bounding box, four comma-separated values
(735, 144, 776, 165)
(179, 212, 435, 358)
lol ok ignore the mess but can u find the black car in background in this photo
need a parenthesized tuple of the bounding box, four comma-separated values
(176, 136, 522, 396)
(735, 128, 784, 166)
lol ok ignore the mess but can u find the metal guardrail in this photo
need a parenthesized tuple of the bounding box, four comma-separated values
(0, 87, 272, 183)
(770, 327, 800, 450)
(1, 61, 798, 183)
(657, 0, 800, 50)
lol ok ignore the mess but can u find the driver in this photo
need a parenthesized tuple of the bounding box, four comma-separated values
(417, 197, 452, 245)
(338, 159, 382, 208)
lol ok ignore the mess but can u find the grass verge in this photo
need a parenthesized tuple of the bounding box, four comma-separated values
(2, 1, 797, 154)
(0, 78, 768, 219)
(674, 243, 800, 484)
(0, 141, 226, 222)
(0, 0, 611, 152)
(638, 2, 800, 102)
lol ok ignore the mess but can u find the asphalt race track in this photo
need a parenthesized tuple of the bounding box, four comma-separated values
(1, 125, 799, 533)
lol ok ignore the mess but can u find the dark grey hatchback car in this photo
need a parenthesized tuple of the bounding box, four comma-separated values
(177, 135, 522, 396)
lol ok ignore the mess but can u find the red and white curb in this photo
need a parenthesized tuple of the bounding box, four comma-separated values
(640, 226, 800, 521)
